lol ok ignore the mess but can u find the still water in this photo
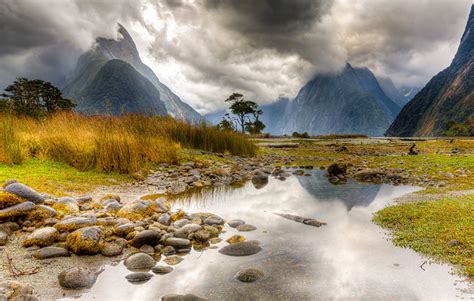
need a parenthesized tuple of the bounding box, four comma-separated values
(77, 171, 470, 300)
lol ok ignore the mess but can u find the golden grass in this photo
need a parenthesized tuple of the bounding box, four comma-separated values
(0, 113, 256, 174)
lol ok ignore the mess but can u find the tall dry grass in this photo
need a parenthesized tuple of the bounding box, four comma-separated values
(0, 113, 256, 173)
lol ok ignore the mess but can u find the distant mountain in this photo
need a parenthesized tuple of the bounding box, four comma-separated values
(77, 59, 167, 115)
(63, 24, 203, 121)
(377, 77, 410, 108)
(257, 63, 401, 136)
(386, 5, 474, 137)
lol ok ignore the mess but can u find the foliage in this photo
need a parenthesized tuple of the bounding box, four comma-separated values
(292, 131, 310, 138)
(1, 78, 75, 118)
(223, 93, 266, 134)
(443, 119, 474, 137)
(217, 114, 235, 131)
(0, 113, 256, 174)
(373, 195, 474, 276)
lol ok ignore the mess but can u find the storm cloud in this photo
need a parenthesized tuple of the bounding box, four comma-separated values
(0, 0, 472, 113)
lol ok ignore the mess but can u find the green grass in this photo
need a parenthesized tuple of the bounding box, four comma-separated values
(0, 158, 131, 196)
(373, 195, 474, 277)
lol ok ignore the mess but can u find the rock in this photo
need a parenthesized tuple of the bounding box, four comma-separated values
(0, 202, 36, 220)
(66, 226, 103, 255)
(75, 195, 93, 203)
(0, 280, 34, 300)
(23, 227, 58, 247)
(226, 235, 246, 244)
(165, 238, 191, 248)
(209, 238, 222, 244)
(33, 247, 70, 259)
(114, 223, 135, 237)
(303, 219, 327, 227)
(117, 199, 166, 221)
(58, 267, 99, 289)
(52, 197, 79, 216)
(161, 294, 207, 301)
(125, 272, 153, 283)
(174, 219, 191, 228)
(235, 268, 264, 282)
(158, 213, 171, 226)
(168, 182, 187, 194)
(227, 219, 245, 228)
(163, 255, 183, 265)
(55, 216, 96, 232)
(408, 144, 419, 155)
(124, 253, 156, 271)
(0, 230, 8, 246)
(327, 163, 347, 176)
(101, 242, 123, 257)
(174, 224, 202, 238)
(103, 199, 122, 212)
(131, 230, 161, 248)
(0, 191, 24, 210)
(161, 246, 176, 256)
(193, 230, 210, 242)
(219, 242, 262, 256)
(140, 244, 155, 254)
(251, 170, 269, 189)
(274, 213, 327, 227)
(27, 204, 56, 221)
(4, 183, 44, 204)
(152, 266, 173, 274)
(2, 179, 18, 188)
(203, 215, 224, 226)
(236, 224, 256, 232)
(354, 169, 385, 182)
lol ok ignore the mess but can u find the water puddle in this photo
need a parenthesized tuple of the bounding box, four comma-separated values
(74, 171, 471, 300)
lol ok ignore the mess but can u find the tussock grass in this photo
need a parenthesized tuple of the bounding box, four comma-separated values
(0, 113, 256, 174)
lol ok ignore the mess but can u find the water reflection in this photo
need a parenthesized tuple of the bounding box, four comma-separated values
(74, 172, 471, 301)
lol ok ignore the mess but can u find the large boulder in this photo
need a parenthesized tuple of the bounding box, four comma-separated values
(251, 170, 269, 189)
(52, 197, 79, 216)
(0, 202, 36, 220)
(124, 252, 156, 271)
(23, 227, 58, 247)
(58, 267, 99, 289)
(55, 216, 96, 232)
(327, 163, 347, 176)
(66, 226, 103, 255)
(131, 229, 161, 248)
(4, 183, 44, 204)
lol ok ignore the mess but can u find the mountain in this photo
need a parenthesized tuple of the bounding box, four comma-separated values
(258, 63, 401, 136)
(77, 59, 167, 115)
(399, 86, 422, 103)
(386, 5, 474, 137)
(63, 24, 203, 121)
(377, 77, 410, 107)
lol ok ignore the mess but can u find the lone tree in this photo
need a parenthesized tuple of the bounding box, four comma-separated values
(221, 93, 265, 134)
(0, 78, 75, 118)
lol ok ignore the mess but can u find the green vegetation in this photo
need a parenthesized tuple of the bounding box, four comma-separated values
(0, 78, 75, 118)
(373, 195, 474, 277)
(443, 119, 474, 137)
(292, 131, 310, 138)
(0, 158, 130, 195)
(0, 113, 256, 174)
(218, 93, 265, 134)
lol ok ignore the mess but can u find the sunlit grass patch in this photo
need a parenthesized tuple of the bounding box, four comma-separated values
(373, 195, 474, 277)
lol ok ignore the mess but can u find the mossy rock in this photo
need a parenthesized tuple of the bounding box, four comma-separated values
(0, 191, 25, 210)
(26, 205, 57, 222)
(66, 226, 104, 255)
(52, 197, 80, 216)
(23, 227, 58, 247)
(117, 199, 165, 221)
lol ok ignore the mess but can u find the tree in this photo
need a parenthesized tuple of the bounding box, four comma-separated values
(224, 93, 265, 134)
(1, 78, 75, 118)
(217, 114, 235, 131)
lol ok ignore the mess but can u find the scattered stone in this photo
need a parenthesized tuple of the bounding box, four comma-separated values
(163, 255, 183, 265)
(158, 213, 171, 226)
(174, 219, 191, 228)
(0, 202, 36, 220)
(152, 266, 173, 274)
(33, 247, 70, 259)
(4, 183, 44, 204)
(209, 238, 222, 244)
(66, 226, 103, 255)
(55, 216, 96, 232)
(203, 215, 224, 226)
(327, 163, 347, 176)
(124, 253, 156, 271)
(52, 197, 79, 216)
(219, 242, 262, 256)
(226, 235, 246, 244)
(165, 238, 191, 248)
(23, 227, 58, 247)
(0, 280, 36, 300)
(161, 246, 176, 256)
(125, 272, 153, 283)
(251, 170, 269, 189)
(131, 229, 161, 248)
(114, 223, 135, 237)
(58, 267, 99, 289)
(236, 224, 256, 232)
(174, 224, 202, 238)
(303, 219, 326, 227)
(235, 268, 264, 282)
(0, 230, 8, 246)
(140, 244, 155, 254)
(193, 230, 210, 242)
(101, 242, 123, 257)
(227, 219, 245, 228)
(274, 212, 327, 227)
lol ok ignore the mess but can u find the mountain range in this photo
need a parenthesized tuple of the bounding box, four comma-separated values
(386, 4, 474, 136)
(63, 24, 203, 122)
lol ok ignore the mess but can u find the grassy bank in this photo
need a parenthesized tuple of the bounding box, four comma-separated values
(373, 194, 474, 277)
(0, 113, 256, 174)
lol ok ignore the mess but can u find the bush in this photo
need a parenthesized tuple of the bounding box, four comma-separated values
(292, 131, 310, 138)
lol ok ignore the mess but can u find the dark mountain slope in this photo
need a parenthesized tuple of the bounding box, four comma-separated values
(386, 5, 474, 137)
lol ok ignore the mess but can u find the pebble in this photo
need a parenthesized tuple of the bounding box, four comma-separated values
(125, 272, 153, 283)
(227, 219, 245, 228)
(236, 224, 257, 232)
(152, 266, 173, 274)
(124, 252, 156, 271)
(33, 246, 70, 259)
(58, 267, 99, 289)
(219, 242, 262, 256)
(235, 268, 264, 282)
(163, 255, 183, 265)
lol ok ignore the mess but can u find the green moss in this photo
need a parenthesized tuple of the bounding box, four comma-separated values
(0, 191, 25, 209)
(0, 158, 131, 195)
(373, 195, 474, 277)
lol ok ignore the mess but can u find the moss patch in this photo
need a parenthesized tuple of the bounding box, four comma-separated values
(373, 194, 474, 277)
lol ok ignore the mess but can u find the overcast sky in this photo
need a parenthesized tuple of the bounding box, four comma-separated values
(0, 0, 472, 113)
